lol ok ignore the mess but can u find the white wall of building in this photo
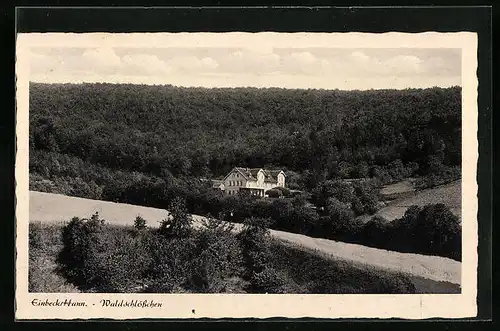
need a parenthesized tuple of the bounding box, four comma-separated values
(223, 168, 284, 195)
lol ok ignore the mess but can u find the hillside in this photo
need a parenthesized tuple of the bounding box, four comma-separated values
(30, 83, 461, 181)
(376, 180, 461, 221)
(29, 191, 461, 289)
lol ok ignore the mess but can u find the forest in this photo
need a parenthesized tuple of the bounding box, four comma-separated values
(29, 83, 462, 260)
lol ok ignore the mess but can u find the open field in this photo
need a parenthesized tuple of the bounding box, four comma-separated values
(28, 190, 461, 291)
(376, 180, 461, 221)
(379, 179, 416, 200)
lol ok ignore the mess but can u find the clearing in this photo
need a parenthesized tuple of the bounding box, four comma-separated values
(376, 179, 461, 221)
(28, 191, 461, 290)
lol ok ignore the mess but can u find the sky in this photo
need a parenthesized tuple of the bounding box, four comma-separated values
(29, 42, 461, 90)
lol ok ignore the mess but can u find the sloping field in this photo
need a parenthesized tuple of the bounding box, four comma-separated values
(380, 179, 416, 196)
(28, 191, 461, 288)
(376, 180, 461, 221)
(379, 179, 416, 200)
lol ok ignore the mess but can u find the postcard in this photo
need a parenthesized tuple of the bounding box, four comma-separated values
(16, 30, 478, 319)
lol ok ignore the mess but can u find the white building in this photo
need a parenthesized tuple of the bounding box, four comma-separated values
(218, 167, 286, 197)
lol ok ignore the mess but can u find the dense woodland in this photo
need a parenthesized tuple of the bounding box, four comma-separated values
(29, 83, 462, 260)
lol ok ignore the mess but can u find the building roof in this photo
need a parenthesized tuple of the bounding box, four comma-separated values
(228, 167, 285, 182)
(264, 169, 284, 182)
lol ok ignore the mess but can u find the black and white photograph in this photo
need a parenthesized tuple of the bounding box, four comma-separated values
(15, 28, 479, 319)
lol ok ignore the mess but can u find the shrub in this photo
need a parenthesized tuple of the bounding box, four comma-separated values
(159, 197, 193, 238)
(58, 212, 105, 288)
(187, 216, 244, 292)
(325, 197, 354, 224)
(266, 188, 282, 198)
(351, 181, 380, 215)
(237, 217, 274, 286)
(312, 180, 354, 207)
(321, 197, 358, 238)
(29, 222, 44, 251)
(143, 236, 198, 293)
(394, 203, 461, 260)
(273, 186, 292, 197)
(89, 227, 154, 292)
(147, 216, 246, 293)
(47, 212, 428, 294)
(134, 215, 147, 230)
(415, 165, 461, 189)
(251, 267, 296, 294)
(356, 204, 461, 260)
(359, 216, 390, 247)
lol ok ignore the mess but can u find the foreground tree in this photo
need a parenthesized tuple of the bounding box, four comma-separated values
(159, 197, 193, 238)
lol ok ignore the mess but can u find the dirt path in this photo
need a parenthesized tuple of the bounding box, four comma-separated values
(29, 191, 461, 286)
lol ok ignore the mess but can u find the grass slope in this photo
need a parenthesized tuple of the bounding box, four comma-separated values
(376, 180, 461, 221)
(28, 222, 80, 293)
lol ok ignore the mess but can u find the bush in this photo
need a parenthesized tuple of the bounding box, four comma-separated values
(251, 267, 297, 294)
(134, 215, 147, 230)
(312, 180, 354, 207)
(58, 213, 154, 292)
(391, 203, 461, 260)
(415, 165, 461, 189)
(325, 197, 354, 224)
(159, 197, 193, 238)
(89, 228, 153, 292)
(237, 217, 274, 287)
(273, 186, 292, 197)
(266, 188, 282, 198)
(143, 236, 197, 293)
(147, 216, 245, 294)
(349, 204, 461, 260)
(359, 216, 390, 247)
(58, 212, 105, 288)
(351, 181, 380, 215)
(187, 216, 244, 292)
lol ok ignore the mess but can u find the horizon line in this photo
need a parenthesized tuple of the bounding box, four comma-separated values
(29, 80, 462, 92)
